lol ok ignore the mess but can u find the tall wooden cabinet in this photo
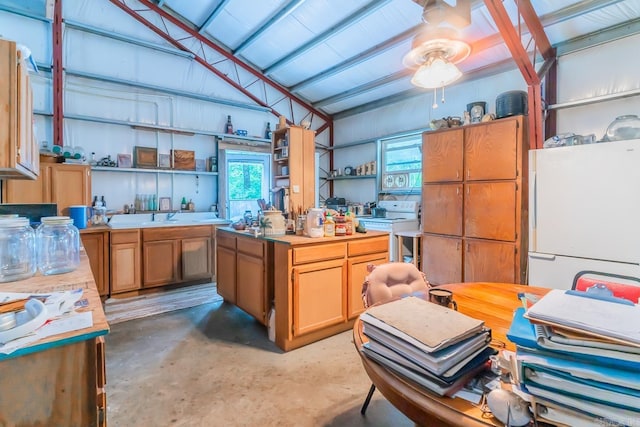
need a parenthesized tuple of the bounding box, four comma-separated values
(3, 163, 91, 215)
(272, 125, 315, 215)
(421, 116, 528, 285)
(0, 38, 39, 179)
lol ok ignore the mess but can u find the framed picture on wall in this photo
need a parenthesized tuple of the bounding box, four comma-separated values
(159, 197, 171, 212)
(117, 153, 132, 168)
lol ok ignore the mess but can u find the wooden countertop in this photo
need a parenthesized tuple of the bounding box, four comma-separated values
(79, 225, 111, 234)
(0, 250, 109, 361)
(218, 226, 388, 245)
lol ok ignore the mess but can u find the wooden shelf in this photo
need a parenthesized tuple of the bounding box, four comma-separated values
(324, 175, 376, 181)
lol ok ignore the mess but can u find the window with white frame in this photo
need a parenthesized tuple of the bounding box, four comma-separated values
(380, 134, 422, 194)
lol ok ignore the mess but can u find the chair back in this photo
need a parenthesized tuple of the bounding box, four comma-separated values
(361, 262, 430, 308)
(572, 270, 640, 304)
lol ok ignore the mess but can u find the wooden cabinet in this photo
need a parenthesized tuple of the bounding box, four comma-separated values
(216, 231, 237, 303)
(0, 38, 39, 180)
(141, 226, 212, 289)
(422, 116, 528, 285)
(3, 163, 91, 215)
(110, 229, 141, 294)
(81, 230, 110, 297)
(215, 229, 270, 324)
(273, 233, 389, 351)
(272, 125, 316, 215)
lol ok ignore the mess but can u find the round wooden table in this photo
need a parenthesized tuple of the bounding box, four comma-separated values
(353, 282, 550, 427)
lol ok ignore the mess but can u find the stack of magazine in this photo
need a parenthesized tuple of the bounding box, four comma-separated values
(507, 289, 640, 426)
(360, 296, 495, 396)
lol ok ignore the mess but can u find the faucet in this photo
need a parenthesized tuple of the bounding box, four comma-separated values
(151, 212, 156, 221)
(167, 211, 179, 220)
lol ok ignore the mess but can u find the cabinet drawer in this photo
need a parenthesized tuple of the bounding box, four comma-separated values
(216, 232, 236, 249)
(110, 230, 139, 244)
(143, 225, 210, 242)
(293, 243, 345, 265)
(348, 237, 388, 257)
(237, 237, 264, 257)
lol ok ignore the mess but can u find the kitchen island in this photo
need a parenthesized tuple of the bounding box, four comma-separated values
(0, 250, 109, 426)
(216, 228, 389, 351)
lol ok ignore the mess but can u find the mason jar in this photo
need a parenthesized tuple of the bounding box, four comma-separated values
(36, 216, 80, 276)
(0, 217, 36, 283)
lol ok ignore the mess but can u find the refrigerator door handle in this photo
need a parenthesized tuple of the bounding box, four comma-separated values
(529, 252, 556, 260)
(532, 171, 537, 229)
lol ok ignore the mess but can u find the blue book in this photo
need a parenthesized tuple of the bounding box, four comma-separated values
(507, 307, 640, 371)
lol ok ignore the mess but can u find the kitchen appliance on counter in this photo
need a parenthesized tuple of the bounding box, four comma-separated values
(357, 200, 420, 262)
(528, 139, 640, 289)
(325, 197, 346, 212)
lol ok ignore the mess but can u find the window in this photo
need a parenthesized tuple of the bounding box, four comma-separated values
(380, 134, 422, 193)
(224, 151, 271, 219)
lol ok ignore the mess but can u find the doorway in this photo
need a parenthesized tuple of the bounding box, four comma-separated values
(223, 151, 271, 220)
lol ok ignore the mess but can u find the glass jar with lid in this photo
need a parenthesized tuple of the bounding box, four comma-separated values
(36, 216, 80, 275)
(0, 217, 36, 283)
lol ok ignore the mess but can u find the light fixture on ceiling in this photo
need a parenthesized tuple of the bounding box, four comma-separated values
(403, 29, 470, 108)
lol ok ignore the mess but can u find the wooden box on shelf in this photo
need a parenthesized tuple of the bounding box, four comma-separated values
(171, 149, 195, 170)
(133, 146, 157, 169)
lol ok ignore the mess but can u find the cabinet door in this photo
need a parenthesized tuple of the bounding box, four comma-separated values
(464, 118, 519, 181)
(81, 232, 109, 297)
(2, 164, 50, 203)
(16, 58, 37, 175)
(423, 129, 463, 183)
(142, 240, 180, 287)
(111, 242, 141, 293)
(422, 234, 462, 286)
(464, 182, 516, 241)
(236, 252, 267, 324)
(292, 259, 347, 336)
(182, 236, 212, 281)
(464, 239, 517, 283)
(347, 253, 388, 320)
(422, 183, 463, 236)
(216, 246, 236, 303)
(50, 164, 91, 216)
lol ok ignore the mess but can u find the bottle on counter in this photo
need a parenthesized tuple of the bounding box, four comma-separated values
(187, 199, 195, 211)
(100, 196, 106, 209)
(324, 213, 335, 237)
(345, 212, 354, 235)
(92, 195, 98, 208)
(335, 215, 346, 236)
(181, 197, 187, 210)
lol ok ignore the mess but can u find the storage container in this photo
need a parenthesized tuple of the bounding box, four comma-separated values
(0, 217, 36, 283)
(36, 216, 80, 275)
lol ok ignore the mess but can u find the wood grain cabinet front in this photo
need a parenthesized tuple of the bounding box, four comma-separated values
(81, 231, 110, 297)
(0, 38, 39, 180)
(421, 116, 528, 285)
(3, 163, 91, 215)
(110, 230, 141, 294)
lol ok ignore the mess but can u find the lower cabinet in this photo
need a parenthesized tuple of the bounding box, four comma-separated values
(110, 229, 141, 294)
(292, 259, 347, 336)
(141, 226, 212, 289)
(215, 230, 269, 324)
(81, 230, 110, 297)
(422, 234, 518, 285)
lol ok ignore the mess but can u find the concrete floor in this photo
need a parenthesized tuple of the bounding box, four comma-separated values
(105, 299, 414, 427)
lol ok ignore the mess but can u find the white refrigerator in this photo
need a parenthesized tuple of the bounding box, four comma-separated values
(528, 138, 640, 289)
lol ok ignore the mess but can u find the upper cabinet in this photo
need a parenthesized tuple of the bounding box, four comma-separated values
(0, 38, 39, 179)
(3, 163, 91, 216)
(272, 126, 315, 215)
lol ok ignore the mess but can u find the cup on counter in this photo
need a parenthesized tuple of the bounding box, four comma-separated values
(69, 205, 89, 229)
(429, 288, 457, 310)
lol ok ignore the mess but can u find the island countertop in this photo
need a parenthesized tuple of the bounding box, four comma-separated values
(217, 226, 389, 244)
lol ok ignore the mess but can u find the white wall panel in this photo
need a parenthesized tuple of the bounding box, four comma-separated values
(0, 10, 50, 63)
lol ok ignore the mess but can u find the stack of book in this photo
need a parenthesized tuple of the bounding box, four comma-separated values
(359, 296, 495, 396)
(507, 289, 640, 426)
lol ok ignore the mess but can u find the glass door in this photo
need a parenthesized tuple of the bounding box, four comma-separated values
(224, 151, 271, 220)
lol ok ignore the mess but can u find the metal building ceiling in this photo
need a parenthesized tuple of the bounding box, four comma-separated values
(3, 0, 640, 119)
(157, 0, 640, 118)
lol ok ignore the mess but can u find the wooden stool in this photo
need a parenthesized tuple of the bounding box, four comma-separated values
(396, 230, 421, 270)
